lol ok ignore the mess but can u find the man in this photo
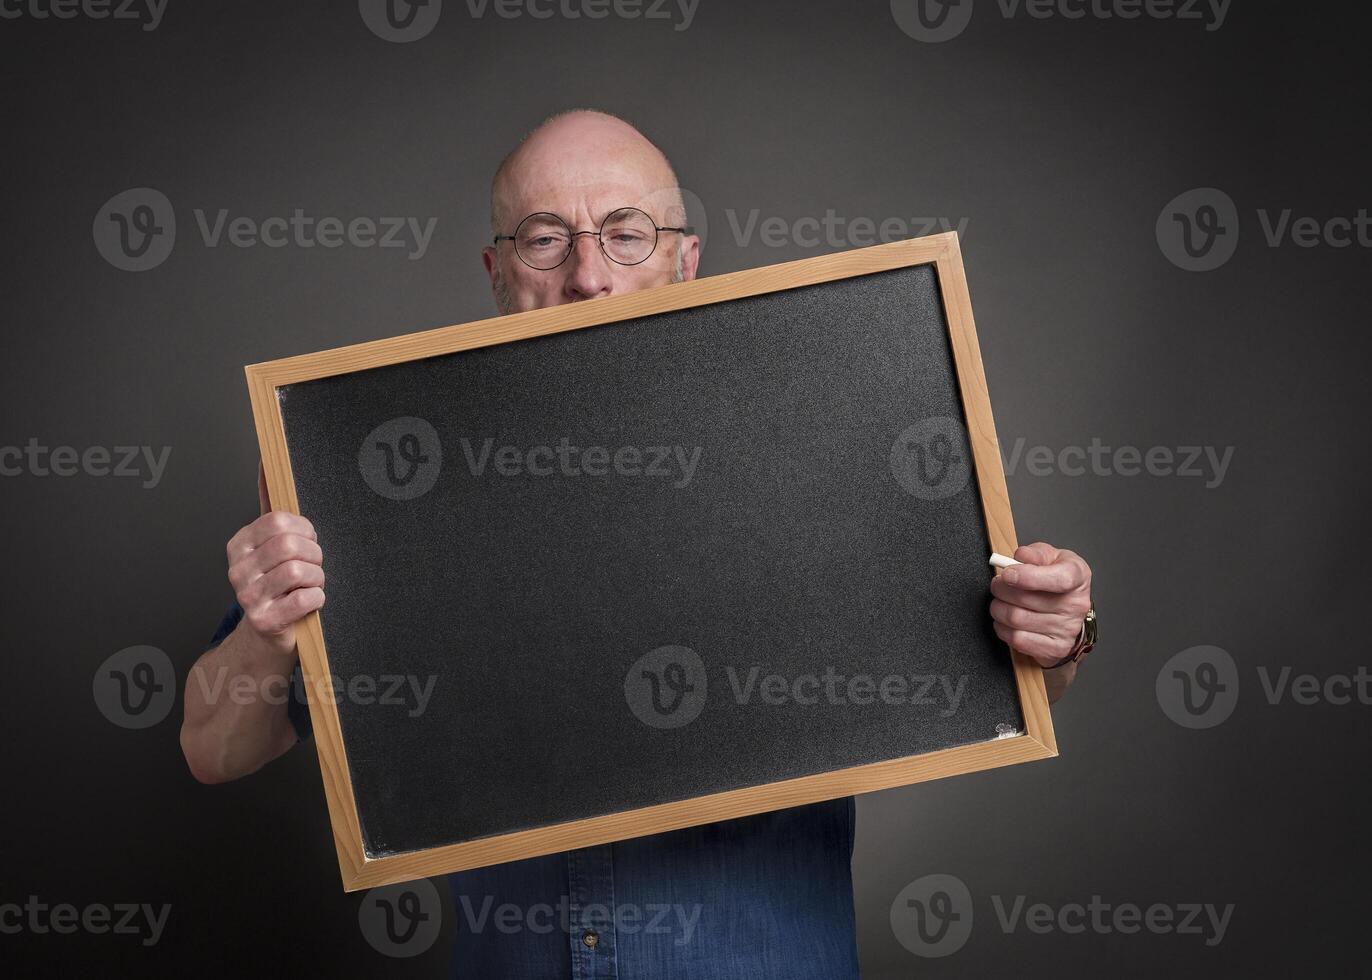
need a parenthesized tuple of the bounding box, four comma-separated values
(181, 109, 1095, 978)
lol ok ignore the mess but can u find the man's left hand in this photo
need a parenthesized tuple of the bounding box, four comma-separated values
(988, 542, 1093, 687)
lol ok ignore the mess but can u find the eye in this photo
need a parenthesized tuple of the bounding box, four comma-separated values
(521, 232, 569, 251)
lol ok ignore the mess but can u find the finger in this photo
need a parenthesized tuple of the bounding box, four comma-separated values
(227, 511, 317, 563)
(990, 575, 1064, 612)
(270, 586, 326, 627)
(239, 559, 326, 609)
(254, 532, 323, 572)
(230, 533, 324, 591)
(247, 587, 325, 636)
(988, 599, 1081, 642)
(990, 576, 1092, 618)
(993, 621, 1073, 667)
(1000, 552, 1087, 594)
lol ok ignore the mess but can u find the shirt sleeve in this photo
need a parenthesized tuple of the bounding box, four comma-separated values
(209, 601, 314, 742)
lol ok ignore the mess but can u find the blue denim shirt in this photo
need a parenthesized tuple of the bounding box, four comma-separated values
(211, 603, 861, 979)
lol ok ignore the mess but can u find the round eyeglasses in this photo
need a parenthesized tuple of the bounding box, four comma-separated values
(493, 207, 690, 271)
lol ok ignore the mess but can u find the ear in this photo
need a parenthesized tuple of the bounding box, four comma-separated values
(482, 245, 499, 296)
(679, 234, 701, 282)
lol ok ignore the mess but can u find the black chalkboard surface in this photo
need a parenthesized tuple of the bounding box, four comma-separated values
(247, 235, 1055, 890)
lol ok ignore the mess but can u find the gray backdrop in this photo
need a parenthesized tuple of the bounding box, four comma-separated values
(3, 0, 1367, 976)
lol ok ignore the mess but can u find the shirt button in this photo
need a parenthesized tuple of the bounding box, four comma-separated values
(582, 929, 599, 949)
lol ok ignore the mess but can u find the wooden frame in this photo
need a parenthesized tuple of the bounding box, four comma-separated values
(245, 232, 1057, 891)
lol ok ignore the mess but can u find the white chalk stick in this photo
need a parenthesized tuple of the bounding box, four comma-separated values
(989, 553, 1021, 569)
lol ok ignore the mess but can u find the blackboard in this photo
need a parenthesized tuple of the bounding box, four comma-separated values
(246, 234, 1056, 891)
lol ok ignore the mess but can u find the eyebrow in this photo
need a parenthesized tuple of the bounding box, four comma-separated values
(518, 205, 651, 228)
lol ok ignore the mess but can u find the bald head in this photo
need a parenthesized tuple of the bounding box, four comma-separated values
(490, 109, 686, 235)
(481, 108, 700, 314)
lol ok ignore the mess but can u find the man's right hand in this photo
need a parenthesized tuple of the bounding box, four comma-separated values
(227, 460, 325, 659)
(226, 508, 326, 660)
(180, 462, 326, 783)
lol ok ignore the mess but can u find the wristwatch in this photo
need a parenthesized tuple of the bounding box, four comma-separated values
(1047, 603, 1096, 670)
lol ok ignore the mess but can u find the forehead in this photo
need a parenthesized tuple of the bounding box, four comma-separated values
(498, 130, 675, 223)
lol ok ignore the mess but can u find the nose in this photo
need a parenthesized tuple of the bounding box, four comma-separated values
(561, 233, 613, 302)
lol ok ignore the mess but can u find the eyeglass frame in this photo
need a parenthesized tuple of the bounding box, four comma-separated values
(492, 207, 693, 270)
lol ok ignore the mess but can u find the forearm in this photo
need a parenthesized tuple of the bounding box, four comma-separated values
(179, 622, 299, 783)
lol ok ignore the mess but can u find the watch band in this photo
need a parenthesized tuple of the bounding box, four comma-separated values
(1047, 602, 1096, 670)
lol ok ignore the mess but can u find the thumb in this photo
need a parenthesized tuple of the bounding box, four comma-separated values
(1014, 541, 1061, 566)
